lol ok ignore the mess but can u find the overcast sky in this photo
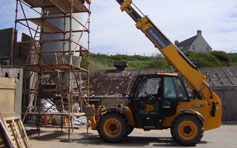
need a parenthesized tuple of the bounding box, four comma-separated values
(1, 0, 237, 55)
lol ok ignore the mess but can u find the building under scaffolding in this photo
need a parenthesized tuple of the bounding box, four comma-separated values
(14, 0, 91, 141)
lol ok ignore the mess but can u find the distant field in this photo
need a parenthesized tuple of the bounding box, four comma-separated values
(81, 54, 168, 70)
(81, 52, 237, 70)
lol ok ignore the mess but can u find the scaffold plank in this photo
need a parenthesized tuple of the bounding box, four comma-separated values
(23, 64, 88, 73)
(49, 0, 71, 13)
(68, 0, 89, 12)
(30, 19, 63, 33)
(23, 0, 89, 13)
(23, 0, 53, 7)
(49, 0, 89, 13)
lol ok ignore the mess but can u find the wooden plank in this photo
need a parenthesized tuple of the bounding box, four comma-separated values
(23, 0, 54, 7)
(24, 0, 89, 13)
(13, 120, 25, 148)
(6, 120, 21, 148)
(0, 134, 5, 148)
(0, 116, 15, 148)
(30, 19, 63, 33)
(22, 80, 40, 123)
(23, 64, 88, 73)
(49, 0, 71, 14)
(45, 7, 63, 14)
(17, 120, 31, 148)
(0, 78, 16, 118)
(23, 0, 62, 14)
(0, 78, 16, 89)
(66, 0, 89, 12)
(49, 0, 89, 13)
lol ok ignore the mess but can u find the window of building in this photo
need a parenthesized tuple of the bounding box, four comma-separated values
(192, 45, 196, 51)
(206, 46, 209, 52)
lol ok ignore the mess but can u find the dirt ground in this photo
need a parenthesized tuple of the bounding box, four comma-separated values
(27, 124, 237, 148)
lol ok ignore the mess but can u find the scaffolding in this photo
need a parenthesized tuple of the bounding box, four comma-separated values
(14, 0, 91, 141)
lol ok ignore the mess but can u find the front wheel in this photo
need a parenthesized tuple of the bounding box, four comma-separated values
(171, 115, 203, 146)
(98, 113, 127, 143)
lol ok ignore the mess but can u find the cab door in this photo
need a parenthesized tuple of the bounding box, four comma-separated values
(161, 76, 188, 116)
(130, 75, 188, 129)
(130, 76, 163, 129)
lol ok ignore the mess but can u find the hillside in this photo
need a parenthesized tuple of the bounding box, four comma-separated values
(81, 52, 237, 70)
(81, 54, 168, 70)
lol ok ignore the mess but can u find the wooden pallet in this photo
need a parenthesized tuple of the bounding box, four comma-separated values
(0, 117, 14, 148)
(0, 117, 30, 148)
(0, 133, 5, 148)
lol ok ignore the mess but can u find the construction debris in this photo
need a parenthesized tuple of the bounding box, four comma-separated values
(24, 99, 88, 127)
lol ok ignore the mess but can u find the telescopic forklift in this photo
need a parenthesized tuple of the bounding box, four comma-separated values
(86, 0, 222, 146)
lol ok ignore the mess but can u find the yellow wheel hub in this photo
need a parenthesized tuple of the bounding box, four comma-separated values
(104, 119, 121, 137)
(178, 121, 197, 140)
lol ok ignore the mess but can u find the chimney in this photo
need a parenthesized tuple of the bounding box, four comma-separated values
(197, 30, 202, 36)
(113, 61, 128, 71)
(175, 40, 179, 45)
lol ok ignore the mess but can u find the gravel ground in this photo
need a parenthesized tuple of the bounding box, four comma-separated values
(27, 124, 237, 148)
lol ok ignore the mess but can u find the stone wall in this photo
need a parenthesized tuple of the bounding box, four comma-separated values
(0, 28, 14, 58)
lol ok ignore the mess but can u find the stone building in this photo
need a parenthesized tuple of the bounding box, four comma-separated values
(0, 28, 16, 65)
(175, 30, 212, 52)
(0, 28, 35, 116)
(0, 28, 35, 66)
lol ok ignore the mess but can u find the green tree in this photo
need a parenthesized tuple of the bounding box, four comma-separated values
(211, 51, 232, 66)
(184, 51, 232, 67)
(188, 52, 222, 67)
(228, 53, 237, 66)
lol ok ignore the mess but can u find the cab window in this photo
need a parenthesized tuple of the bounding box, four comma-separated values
(174, 78, 188, 100)
(164, 77, 188, 100)
(135, 78, 161, 99)
(164, 77, 177, 99)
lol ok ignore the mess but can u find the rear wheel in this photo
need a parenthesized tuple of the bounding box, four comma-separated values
(171, 115, 203, 146)
(98, 113, 127, 142)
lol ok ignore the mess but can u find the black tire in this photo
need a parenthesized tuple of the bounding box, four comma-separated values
(126, 126, 134, 136)
(98, 112, 127, 143)
(171, 114, 203, 146)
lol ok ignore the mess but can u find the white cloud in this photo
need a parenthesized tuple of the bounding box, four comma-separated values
(90, 0, 237, 54)
(1, 0, 237, 54)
